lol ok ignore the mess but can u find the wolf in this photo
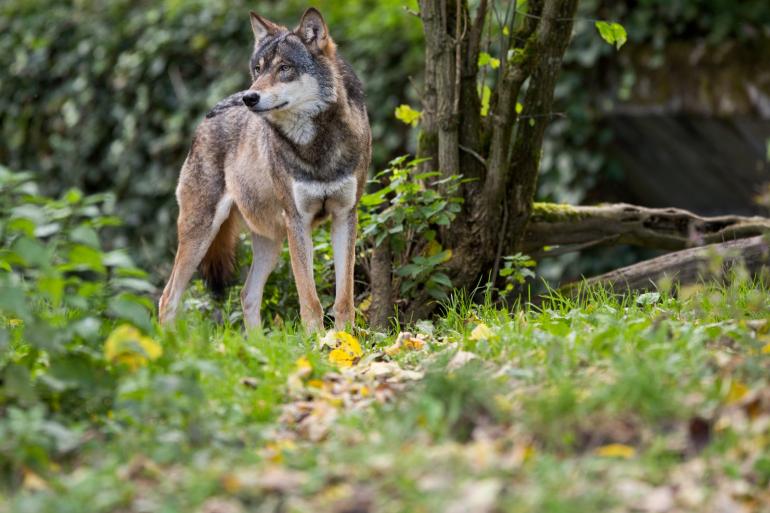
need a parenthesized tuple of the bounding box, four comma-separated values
(158, 8, 371, 331)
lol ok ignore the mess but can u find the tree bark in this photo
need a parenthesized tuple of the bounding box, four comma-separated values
(522, 202, 770, 256)
(368, 241, 394, 330)
(564, 235, 770, 295)
(506, 0, 578, 250)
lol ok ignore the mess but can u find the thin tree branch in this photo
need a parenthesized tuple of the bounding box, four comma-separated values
(521, 203, 770, 255)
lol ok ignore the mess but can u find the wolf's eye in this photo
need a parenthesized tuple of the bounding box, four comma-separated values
(278, 64, 291, 72)
(254, 64, 261, 73)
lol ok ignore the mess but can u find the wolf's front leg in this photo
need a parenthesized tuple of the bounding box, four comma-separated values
(331, 208, 357, 329)
(241, 233, 282, 330)
(285, 214, 324, 331)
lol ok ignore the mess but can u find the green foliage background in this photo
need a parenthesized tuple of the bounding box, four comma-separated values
(0, 0, 424, 273)
(0, 0, 767, 285)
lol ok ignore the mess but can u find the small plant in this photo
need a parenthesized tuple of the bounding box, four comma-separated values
(499, 252, 537, 292)
(359, 156, 463, 302)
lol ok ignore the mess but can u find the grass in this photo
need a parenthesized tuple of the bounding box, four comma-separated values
(3, 278, 770, 513)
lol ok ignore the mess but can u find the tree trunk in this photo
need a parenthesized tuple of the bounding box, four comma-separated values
(368, 241, 393, 330)
(385, 0, 768, 324)
(400, 0, 580, 320)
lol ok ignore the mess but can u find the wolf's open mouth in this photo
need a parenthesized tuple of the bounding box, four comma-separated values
(251, 101, 289, 113)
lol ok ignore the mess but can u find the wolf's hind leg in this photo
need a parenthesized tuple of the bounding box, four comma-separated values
(158, 193, 234, 325)
(241, 233, 282, 330)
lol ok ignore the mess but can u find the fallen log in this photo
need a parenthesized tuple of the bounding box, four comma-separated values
(523, 203, 770, 257)
(565, 235, 769, 295)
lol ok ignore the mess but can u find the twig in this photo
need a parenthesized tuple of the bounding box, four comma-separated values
(459, 144, 487, 167)
(491, 194, 510, 283)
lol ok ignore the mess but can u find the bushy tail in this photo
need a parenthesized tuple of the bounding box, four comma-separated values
(199, 209, 240, 300)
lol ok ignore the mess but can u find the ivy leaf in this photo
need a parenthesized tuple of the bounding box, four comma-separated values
(394, 104, 421, 127)
(595, 21, 627, 50)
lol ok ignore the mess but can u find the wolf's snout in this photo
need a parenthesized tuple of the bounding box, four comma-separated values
(242, 92, 261, 108)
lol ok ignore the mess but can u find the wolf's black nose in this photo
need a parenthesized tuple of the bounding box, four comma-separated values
(242, 92, 260, 108)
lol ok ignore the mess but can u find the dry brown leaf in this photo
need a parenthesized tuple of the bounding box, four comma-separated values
(448, 350, 478, 371)
(446, 478, 502, 513)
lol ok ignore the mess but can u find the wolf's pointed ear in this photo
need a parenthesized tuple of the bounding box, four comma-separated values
(250, 11, 278, 43)
(295, 7, 330, 52)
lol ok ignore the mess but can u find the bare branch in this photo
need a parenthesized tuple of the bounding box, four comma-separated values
(522, 203, 770, 255)
(563, 235, 770, 296)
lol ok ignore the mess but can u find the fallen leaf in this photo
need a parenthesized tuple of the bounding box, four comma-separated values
(22, 468, 48, 491)
(328, 332, 363, 368)
(726, 380, 749, 404)
(448, 350, 477, 370)
(104, 324, 162, 370)
(222, 466, 307, 495)
(240, 377, 259, 388)
(470, 323, 494, 341)
(446, 478, 502, 513)
(198, 497, 244, 513)
(594, 443, 636, 459)
(287, 356, 314, 394)
(384, 332, 426, 355)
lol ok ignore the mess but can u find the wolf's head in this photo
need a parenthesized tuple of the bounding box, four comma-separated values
(242, 8, 338, 126)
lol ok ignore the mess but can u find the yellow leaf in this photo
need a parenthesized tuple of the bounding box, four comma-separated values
(726, 380, 749, 404)
(394, 104, 421, 127)
(221, 472, 241, 493)
(22, 468, 48, 491)
(328, 331, 363, 368)
(104, 324, 162, 371)
(384, 332, 427, 355)
(425, 239, 442, 257)
(404, 337, 425, 350)
(307, 379, 324, 389)
(358, 295, 372, 312)
(523, 444, 536, 462)
(318, 330, 340, 349)
(295, 356, 312, 374)
(762, 343, 770, 354)
(594, 443, 636, 459)
(470, 323, 494, 341)
(7, 318, 23, 328)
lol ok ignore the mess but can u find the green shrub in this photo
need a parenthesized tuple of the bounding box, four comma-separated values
(0, 166, 155, 471)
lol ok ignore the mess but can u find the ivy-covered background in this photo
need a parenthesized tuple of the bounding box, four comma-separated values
(1, 0, 768, 282)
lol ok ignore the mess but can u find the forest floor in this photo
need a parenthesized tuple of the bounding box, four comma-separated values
(3, 280, 770, 513)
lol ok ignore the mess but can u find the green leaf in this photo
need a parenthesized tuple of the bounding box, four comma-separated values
(478, 52, 500, 69)
(480, 84, 492, 117)
(12, 237, 49, 267)
(70, 224, 100, 248)
(108, 294, 152, 332)
(394, 104, 421, 127)
(595, 21, 627, 50)
(65, 244, 105, 274)
(4, 364, 36, 404)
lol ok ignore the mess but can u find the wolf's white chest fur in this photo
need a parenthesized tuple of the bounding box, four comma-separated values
(291, 174, 357, 219)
